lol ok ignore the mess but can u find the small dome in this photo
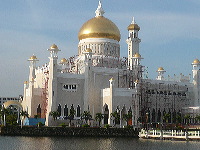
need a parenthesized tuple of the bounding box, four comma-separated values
(157, 67, 164, 71)
(133, 53, 141, 58)
(24, 81, 28, 84)
(29, 55, 37, 60)
(193, 59, 200, 64)
(60, 58, 67, 63)
(50, 44, 58, 49)
(110, 77, 114, 81)
(127, 23, 140, 31)
(135, 79, 139, 83)
(85, 48, 92, 53)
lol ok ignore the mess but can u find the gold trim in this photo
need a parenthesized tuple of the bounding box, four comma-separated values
(79, 33, 120, 41)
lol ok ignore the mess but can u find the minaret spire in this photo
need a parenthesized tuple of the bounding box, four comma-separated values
(95, 1, 105, 17)
(132, 17, 136, 24)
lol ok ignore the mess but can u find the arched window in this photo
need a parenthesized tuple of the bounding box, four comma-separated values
(103, 104, 109, 124)
(57, 104, 61, 117)
(152, 109, 156, 123)
(64, 104, 68, 117)
(37, 104, 41, 118)
(77, 105, 81, 117)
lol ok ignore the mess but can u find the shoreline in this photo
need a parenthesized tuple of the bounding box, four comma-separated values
(0, 126, 139, 137)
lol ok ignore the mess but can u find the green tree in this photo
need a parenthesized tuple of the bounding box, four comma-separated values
(195, 115, 200, 124)
(184, 114, 191, 125)
(163, 113, 170, 123)
(68, 107, 76, 126)
(49, 111, 60, 121)
(123, 112, 132, 126)
(81, 111, 92, 125)
(0, 107, 14, 126)
(111, 111, 120, 126)
(95, 113, 104, 126)
(6, 114, 18, 125)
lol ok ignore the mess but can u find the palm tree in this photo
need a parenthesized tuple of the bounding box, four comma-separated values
(49, 111, 60, 121)
(111, 111, 120, 126)
(95, 113, 104, 127)
(195, 115, 200, 124)
(123, 113, 132, 126)
(81, 111, 92, 125)
(68, 107, 76, 126)
(163, 113, 170, 123)
(0, 107, 12, 126)
(184, 114, 191, 125)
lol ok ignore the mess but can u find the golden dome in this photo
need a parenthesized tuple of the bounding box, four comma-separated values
(193, 59, 200, 64)
(157, 67, 164, 71)
(78, 16, 121, 41)
(127, 23, 140, 31)
(29, 55, 37, 60)
(133, 53, 141, 58)
(60, 58, 67, 63)
(85, 48, 92, 53)
(50, 44, 58, 49)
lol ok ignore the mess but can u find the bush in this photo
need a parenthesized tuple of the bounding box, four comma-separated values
(37, 122, 44, 127)
(124, 125, 133, 129)
(82, 124, 90, 128)
(59, 123, 67, 128)
(104, 124, 110, 129)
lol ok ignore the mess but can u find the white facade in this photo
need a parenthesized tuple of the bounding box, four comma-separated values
(21, 2, 200, 127)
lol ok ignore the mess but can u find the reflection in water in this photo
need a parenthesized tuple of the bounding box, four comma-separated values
(0, 136, 200, 150)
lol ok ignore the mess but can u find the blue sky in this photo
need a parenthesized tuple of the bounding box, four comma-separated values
(0, 0, 200, 97)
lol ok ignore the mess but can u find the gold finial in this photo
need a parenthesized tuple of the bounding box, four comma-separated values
(50, 44, 58, 49)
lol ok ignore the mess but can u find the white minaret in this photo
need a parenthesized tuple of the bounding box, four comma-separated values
(126, 17, 141, 69)
(46, 44, 60, 126)
(156, 67, 166, 80)
(83, 48, 93, 111)
(132, 53, 143, 79)
(25, 55, 38, 117)
(192, 59, 200, 106)
(28, 54, 38, 82)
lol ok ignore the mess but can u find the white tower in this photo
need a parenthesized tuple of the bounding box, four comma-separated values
(24, 55, 39, 116)
(156, 67, 166, 80)
(132, 53, 143, 78)
(83, 48, 93, 111)
(28, 55, 39, 81)
(126, 17, 141, 69)
(192, 59, 200, 106)
(46, 44, 60, 126)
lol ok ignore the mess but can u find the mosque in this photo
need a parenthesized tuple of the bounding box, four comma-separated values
(21, 1, 200, 127)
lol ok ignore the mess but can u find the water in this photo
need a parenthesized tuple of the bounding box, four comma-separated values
(0, 136, 200, 150)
